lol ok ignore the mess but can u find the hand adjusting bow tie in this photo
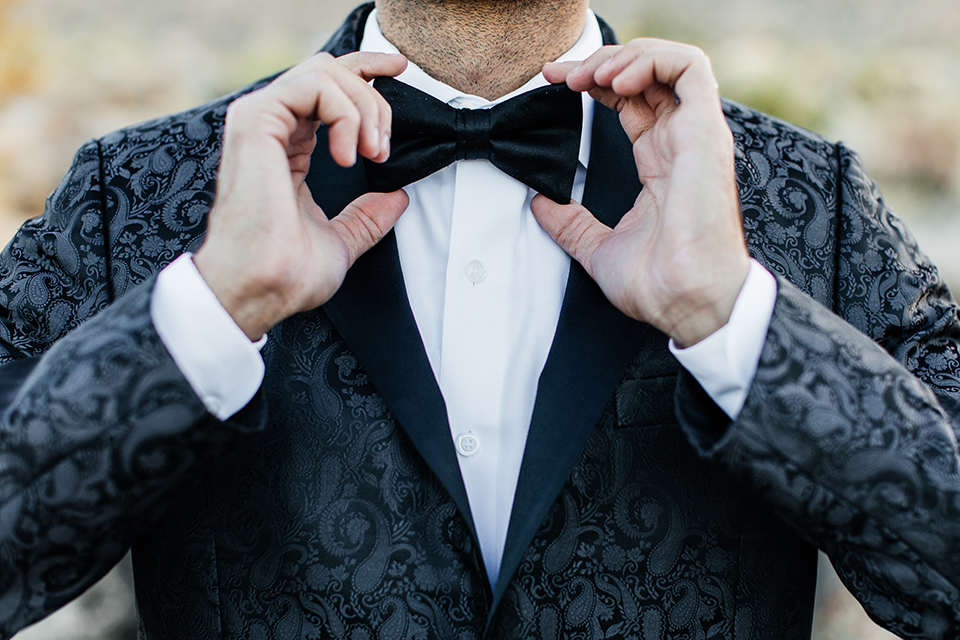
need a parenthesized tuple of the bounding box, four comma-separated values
(363, 76, 583, 203)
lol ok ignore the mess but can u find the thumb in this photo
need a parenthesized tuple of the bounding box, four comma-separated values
(330, 190, 410, 266)
(530, 194, 611, 276)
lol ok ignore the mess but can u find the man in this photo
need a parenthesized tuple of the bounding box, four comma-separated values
(1, 0, 959, 638)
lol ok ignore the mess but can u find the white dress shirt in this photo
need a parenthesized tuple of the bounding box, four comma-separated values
(151, 10, 777, 589)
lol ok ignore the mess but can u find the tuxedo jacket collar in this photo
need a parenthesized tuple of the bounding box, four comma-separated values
(308, 4, 649, 612)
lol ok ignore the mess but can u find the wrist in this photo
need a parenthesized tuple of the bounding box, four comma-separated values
(664, 259, 749, 349)
(193, 248, 286, 341)
(667, 301, 736, 349)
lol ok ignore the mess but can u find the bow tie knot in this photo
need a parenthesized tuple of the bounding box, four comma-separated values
(364, 76, 583, 203)
(456, 108, 493, 161)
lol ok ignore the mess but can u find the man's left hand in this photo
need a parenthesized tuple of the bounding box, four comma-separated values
(537, 40, 750, 348)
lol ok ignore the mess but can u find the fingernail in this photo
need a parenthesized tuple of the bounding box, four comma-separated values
(382, 133, 390, 157)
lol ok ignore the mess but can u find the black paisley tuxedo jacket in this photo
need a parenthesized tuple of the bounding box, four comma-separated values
(2, 5, 960, 639)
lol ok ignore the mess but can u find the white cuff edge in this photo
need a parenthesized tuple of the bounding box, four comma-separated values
(150, 253, 265, 420)
(669, 259, 778, 418)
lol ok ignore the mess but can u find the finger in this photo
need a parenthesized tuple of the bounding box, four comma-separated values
(530, 194, 611, 278)
(242, 61, 364, 167)
(265, 54, 395, 162)
(542, 60, 585, 86)
(308, 74, 363, 167)
(590, 39, 690, 87)
(595, 40, 720, 107)
(324, 64, 394, 160)
(329, 190, 410, 266)
(334, 52, 407, 161)
(336, 51, 408, 82)
(561, 45, 620, 92)
(369, 92, 393, 163)
(575, 86, 659, 143)
(293, 59, 392, 161)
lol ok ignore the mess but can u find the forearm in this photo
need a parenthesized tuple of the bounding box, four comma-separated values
(677, 278, 960, 638)
(0, 280, 265, 635)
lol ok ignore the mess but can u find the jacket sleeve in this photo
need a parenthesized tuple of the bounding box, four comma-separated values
(0, 141, 265, 636)
(677, 144, 960, 638)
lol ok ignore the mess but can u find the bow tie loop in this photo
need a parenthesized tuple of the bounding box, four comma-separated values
(456, 108, 493, 161)
(364, 76, 583, 203)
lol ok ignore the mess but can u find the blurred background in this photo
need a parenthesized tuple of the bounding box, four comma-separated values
(2, 0, 957, 637)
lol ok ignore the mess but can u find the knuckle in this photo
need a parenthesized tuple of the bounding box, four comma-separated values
(340, 108, 362, 129)
(590, 44, 621, 63)
(334, 51, 360, 65)
(333, 51, 372, 77)
(685, 45, 711, 65)
(356, 208, 387, 241)
(556, 210, 591, 248)
(228, 92, 258, 113)
(335, 206, 386, 259)
(306, 67, 332, 86)
(225, 97, 248, 121)
(225, 93, 263, 128)
(297, 55, 338, 81)
(352, 87, 377, 109)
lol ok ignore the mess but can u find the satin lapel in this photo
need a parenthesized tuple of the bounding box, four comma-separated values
(309, 2, 476, 541)
(306, 125, 477, 547)
(490, 104, 650, 610)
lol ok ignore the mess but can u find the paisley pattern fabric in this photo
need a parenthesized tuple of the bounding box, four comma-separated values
(2, 4, 960, 638)
(130, 308, 491, 639)
(0, 283, 262, 633)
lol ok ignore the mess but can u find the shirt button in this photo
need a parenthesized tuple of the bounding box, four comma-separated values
(464, 260, 487, 284)
(456, 432, 481, 457)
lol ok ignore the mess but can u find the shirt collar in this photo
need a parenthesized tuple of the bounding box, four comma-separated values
(359, 8, 602, 169)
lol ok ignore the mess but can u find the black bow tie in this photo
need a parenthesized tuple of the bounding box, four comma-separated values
(363, 76, 583, 203)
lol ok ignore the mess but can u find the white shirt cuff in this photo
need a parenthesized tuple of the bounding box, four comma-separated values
(669, 259, 777, 419)
(150, 253, 266, 420)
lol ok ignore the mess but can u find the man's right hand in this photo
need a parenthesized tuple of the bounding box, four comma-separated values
(193, 52, 410, 341)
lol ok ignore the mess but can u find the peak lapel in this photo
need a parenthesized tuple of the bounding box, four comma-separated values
(490, 104, 650, 611)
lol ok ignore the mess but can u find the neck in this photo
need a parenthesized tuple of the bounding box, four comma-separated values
(375, 0, 589, 100)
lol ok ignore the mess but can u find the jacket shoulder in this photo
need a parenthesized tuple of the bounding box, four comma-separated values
(96, 74, 279, 159)
(722, 98, 836, 155)
(721, 99, 844, 305)
(86, 74, 281, 295)
(91, 0, 371, 153)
